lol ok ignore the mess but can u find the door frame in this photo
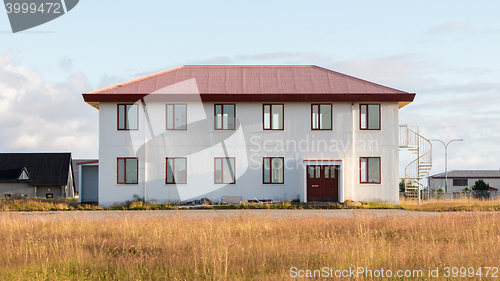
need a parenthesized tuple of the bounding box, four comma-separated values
(303, 159, 344, 203)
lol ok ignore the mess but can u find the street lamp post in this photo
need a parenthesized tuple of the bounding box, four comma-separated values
(429, 139, 465, 194)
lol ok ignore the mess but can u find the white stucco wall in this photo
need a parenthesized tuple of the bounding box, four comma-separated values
(98, 101, 400, 205)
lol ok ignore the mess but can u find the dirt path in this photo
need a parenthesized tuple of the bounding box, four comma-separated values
(0, 209, 451, 221)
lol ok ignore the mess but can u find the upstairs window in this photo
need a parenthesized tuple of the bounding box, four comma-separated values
(312, 104, 332, 130)
(263, 104, 284, 130)
(118, 104, 138, 130)
(263, 157, 284, 184)
(166, 158, 187, 184)
(215, 157, 235, 184)
(360, 104, 380, 130)
(215, 104, 235, 130)
(453, 179, 467, 186)
(117, 157, 138, 184)
(166, 104, 187, 130)
(360, 157, 381, 184)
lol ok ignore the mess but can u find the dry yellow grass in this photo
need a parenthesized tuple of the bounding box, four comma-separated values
(399, 198, 500, 212)
(0, 213, 499, 280)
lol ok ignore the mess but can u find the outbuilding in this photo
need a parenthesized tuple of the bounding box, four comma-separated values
(0, 153, 75, 198)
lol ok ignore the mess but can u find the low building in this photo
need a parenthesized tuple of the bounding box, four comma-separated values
(428, 170, 500, 193)
(0, 153, 75, 198)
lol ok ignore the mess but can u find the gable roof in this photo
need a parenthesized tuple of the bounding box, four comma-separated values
(83, 65, 415, 109)
(0, 153, 72, 186)
(429, 170, 500, 179)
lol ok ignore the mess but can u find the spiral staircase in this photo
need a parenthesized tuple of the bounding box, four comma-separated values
(399, 125, 432, 201)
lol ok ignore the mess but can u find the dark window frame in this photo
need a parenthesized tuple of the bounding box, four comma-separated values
(214, 157, 236, 184)
(262, 157, 285, 184)
(166, 157, 187, 184)
(166, 104, 188, 130)
(4, 194, 11, 198)
(359, 157, 381, 184)
(117, 104, 139, 131)
(46, 193, 53, 199)
(214, 104, 236, 130)
(311, 103, 333, 130)
(453, 179, 468, 186)
(359, 104, 381, 130)
(117, 157, 139, 185)
(263, 104, 284, 131)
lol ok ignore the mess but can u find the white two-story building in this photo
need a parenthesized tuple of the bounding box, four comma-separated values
(83, 65, 415, 206)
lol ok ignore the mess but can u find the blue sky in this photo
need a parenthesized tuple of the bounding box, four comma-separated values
(1, 0, 500, 178)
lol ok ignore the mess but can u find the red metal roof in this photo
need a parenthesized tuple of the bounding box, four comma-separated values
(83, 65, 415, 109)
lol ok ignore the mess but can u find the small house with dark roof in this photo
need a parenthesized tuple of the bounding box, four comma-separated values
(0, 153, 75, 198)
(428, 170, 500, 193)
(83, 65, 416, 205)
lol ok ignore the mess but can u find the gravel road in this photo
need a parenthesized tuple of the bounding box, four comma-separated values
(0, 209, 448, 221)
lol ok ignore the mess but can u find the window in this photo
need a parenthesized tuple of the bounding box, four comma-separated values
(46, 194, 53, 199)
(117, 104, 138, 130)
(453, 179, 467, 186)
(360, 104, 380, 130)
(360, 157, 381, 184)
(263, 157, 284, 184)
(324, 165, 336, 178)
(166, 158, 187, 184)
(214, 157, 235, 184)
(215, 104, 235, 130)
(117, 158, 138, 184)
(312, 104, 332, 130)
(166, 104, 187, 130)
(263, 104, 284, 130)
(4, 194, 11, 198)
(18, 170, 29, 180)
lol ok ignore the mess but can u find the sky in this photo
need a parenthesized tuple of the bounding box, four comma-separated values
(0, 0, 499, 180)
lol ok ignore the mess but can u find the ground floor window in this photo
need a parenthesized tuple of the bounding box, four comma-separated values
(360, 157, 380, 184)
(453, 179, 467, 186)
(4, 194, 11, 198)
(46, 193, 53, 199)
(263, 157, 284, 184)
(117, 157, 138, 184)
(215, 157, 235, 184)
(166, 158, 187, 184)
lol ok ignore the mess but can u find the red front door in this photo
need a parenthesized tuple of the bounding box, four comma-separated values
(307, 165, 339, 202)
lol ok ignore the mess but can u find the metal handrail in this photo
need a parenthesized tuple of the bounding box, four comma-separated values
(399, 125, 433, 200)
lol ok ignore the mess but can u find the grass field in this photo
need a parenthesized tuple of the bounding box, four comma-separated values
(0, 212, 499, 280)
(2, 197, 500, 212)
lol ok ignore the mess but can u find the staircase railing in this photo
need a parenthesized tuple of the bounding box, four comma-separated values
(399, 125, 432, 203)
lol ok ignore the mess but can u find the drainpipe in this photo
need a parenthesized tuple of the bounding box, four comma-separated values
(141, 100, 148, 203)
(351, 102, 356, 201)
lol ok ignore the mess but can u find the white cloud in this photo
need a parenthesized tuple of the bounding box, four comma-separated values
(189, 52, 332, 65)
(0, 53, 98, 158)
(427, 21, 472, 34)
(57, 56, 74, 72)
(427, 21, 500, 36)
